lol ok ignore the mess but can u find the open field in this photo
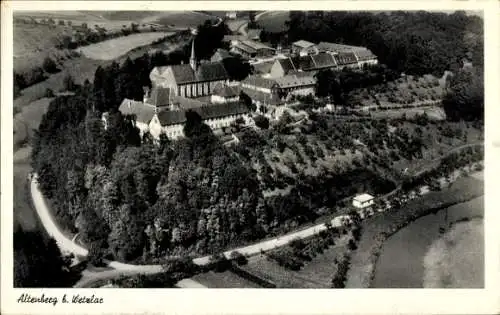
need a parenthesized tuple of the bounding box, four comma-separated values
(422, 218, 483, 288)
(14, 97, 53, 151)
(373, 198, 483, 288)
(256, 11, 289, 33)
(345, 175, 484, 288)
(76, 32, 174, 60)
(139, 11, 216, 28)
(191, 270, 262, 288)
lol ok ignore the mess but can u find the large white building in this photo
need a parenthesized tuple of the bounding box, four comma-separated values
(352, 193, 375, 209)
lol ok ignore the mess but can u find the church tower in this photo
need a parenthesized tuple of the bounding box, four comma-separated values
(190, 29, 198, 71)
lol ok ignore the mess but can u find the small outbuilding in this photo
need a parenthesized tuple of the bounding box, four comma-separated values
(352, 193, 375, 209)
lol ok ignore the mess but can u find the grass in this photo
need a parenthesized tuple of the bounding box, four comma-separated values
(256, 11, 290, 33)
(422, 218, 483, 288)
(345, 175, 484, 288)
(76, 32, 174, 60)
(191, 270, 262, 288)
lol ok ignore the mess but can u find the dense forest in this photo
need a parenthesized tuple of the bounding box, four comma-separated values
(263, 11, 483, 76)
(31, 13, 483, 265)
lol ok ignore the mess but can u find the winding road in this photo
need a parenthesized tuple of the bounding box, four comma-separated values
(30, 141, 483, 287)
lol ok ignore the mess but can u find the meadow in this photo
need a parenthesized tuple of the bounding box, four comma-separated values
(76, 32, 174, 60)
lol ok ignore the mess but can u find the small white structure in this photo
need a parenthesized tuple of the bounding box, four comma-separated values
(352, 193, 375, 209)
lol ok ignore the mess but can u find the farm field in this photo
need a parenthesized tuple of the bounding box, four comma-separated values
(345, 175, 484, 288)
(191, 270, 262, 288)
(256, 11, 290, 32)
(76, 32, 174, 60)
(373, 197, 483, 288)
(368, 106, 446, 121)
(139, 11, 217, 28)
(422, 218, 483, 288)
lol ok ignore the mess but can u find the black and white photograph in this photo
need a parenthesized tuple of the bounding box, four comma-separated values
(5, 3, 496, 310)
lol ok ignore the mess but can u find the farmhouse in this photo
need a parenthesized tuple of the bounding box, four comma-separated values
(230, 39, 275, 59)
(352, 193, 375, 209)
(316, 41, 378, 67)
(240, 75, 282, 106)
(149, 37, 229, 98)
(211, 83, 241, 104)
(291, 40, 318, 56)
(274, 73, 316, 97)
(149, 102, 250, 140)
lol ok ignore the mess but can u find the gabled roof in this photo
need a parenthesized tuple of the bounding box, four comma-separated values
(276, 58, 297, 74)
(317, 42, 367, 53)
(311, 53, 337, 69)
(275, 73, 316, 89)
(146, 87, 170, 107)
(156, 102, 250, 126)
(252, 60, 274, 74)
(241, 75, 278, 90)
(232, 42, 257, 54)
(170, 64, 197, 84)
(152, 61, 229, 85)
(292, 55, 315, 71)
(196, 62, 228, 82)
(212, 83, 240, 98)
(354, 49, 377, 61)
(334, 52, 358, 65)
(119, 99, 156, 124)
(240, 40, 275, 51)
(171, 96, 205, 110)
(292, 40, 316, 49)
(240, 87, 282, 105)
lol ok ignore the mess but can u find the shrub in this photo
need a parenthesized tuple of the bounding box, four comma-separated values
(254, 115, 269, 129)
(42, 57, 59, 73)
(44, 88, 55, 98)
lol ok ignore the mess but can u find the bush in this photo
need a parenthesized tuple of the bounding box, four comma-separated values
(45, 88, 55, 98)
(42, 57, 59, 74)
(254, 115, 269, 129)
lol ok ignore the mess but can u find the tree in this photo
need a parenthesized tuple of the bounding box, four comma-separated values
(14, 225, 80, 287)
(63, 74, 76, 91)
(443, 68, 483, 121)
(42, 57, 58, 73)
(254, 115, 269, 129)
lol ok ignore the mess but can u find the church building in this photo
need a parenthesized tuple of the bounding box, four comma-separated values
(149, 35, 230, 98)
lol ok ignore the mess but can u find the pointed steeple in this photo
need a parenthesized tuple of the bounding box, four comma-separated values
(190, 29, 198, 71)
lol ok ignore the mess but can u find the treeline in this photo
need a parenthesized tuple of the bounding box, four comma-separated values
(443, 68, 483, 121)
(282, 11, 483, 76)
(30, 20, 307, 263)
(314, 65, 400, 106)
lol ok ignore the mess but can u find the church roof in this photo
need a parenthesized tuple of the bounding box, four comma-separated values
(156, 102, 249, 126)
(118, 99, 156, 124)
(196, 62, 228, 82)
(160, 61, 229, 85)
(170, 64, 197, 84)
